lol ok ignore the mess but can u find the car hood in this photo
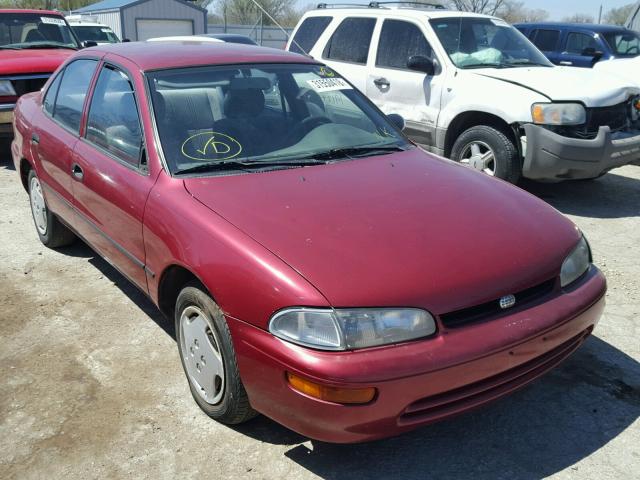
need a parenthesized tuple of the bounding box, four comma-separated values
(594, 57, 640, 87)
(0, 49, 73, 75)
(184, 150, 580, 315)
(471, 65, 637, 107)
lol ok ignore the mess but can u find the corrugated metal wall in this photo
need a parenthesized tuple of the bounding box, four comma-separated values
(92, 11, 123, 39)
(122, 0, 205, 41)
(207, 24, 293, 49)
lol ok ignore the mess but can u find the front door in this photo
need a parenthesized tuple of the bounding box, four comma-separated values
(558, 31, 602, 67)
(71, 62, 154, 290)
(365, 19, 442, 147)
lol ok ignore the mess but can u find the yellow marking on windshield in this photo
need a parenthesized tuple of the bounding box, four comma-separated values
(181, 131, 242, 161)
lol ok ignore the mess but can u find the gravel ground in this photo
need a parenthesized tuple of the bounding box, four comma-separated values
(1, 144, 639, 480)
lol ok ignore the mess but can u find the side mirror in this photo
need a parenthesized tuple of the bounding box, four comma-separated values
(581, 47, 603, 59)
(387, 113, 405, 131)
(81, 40, 98, 48)
(407, 55, 436, 76)
(123, 38, 131, 43)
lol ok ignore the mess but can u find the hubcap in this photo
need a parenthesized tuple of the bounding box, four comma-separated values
(179, 306, 225, 405)
(459, 141, 496, 176)
(29, 176, 48, 235)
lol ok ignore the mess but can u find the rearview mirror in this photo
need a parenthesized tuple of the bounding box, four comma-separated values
(407, 55, 436, 76)
(387, 113, 405, 131)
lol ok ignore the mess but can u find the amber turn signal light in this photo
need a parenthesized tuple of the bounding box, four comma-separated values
(286, 372, 376, 405)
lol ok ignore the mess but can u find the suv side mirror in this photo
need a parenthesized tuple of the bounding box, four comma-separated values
(581, 47, 603, 59)
(387, 113, 405, 131)
(82, 40, 98, 48)
(407, 55, 436, 76)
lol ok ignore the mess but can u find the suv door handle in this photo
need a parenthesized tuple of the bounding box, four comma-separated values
(559, 61, 573, 65)
(31, 133, 39, 144)
(71, 163, 84, 181)
(373, 77, 390, 87)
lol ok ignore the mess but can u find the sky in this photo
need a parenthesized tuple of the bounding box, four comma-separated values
(307, 0, 636, 21)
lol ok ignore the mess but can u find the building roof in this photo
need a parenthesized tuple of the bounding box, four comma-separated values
(84, 41, 317, 71)
(75, 0, 206, 13)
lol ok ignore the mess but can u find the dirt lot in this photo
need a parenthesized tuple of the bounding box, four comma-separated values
(1, 143, 639, 480)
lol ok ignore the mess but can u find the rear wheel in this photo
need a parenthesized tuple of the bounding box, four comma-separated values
(451, 125, 521, 184)
(28, 169, 75, 248)
(175, 283, 257, 424)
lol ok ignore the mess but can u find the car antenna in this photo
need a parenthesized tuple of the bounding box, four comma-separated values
(247, 0, 309, 55)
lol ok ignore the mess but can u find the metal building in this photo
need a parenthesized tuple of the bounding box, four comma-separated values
(73, 0, 207, 42)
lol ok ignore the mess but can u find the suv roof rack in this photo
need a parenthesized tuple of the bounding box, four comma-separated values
(316, 1, 446, 9)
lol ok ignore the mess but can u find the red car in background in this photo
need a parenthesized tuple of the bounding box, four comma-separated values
(11, 41, 606, 443)
(1, 9, 81, 139)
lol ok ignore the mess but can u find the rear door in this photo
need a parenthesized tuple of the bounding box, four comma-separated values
(31, 59, 98, 226)
(319, 16, 377, 92)
(365, 18, 442, 146)
(71, 61, 154, 290)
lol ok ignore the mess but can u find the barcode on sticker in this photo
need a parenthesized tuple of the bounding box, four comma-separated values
(41, 16, 66, 26)
(307, 78, 351, 92)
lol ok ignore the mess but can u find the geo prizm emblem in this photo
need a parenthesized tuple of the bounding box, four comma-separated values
(499, 294, 516, 309)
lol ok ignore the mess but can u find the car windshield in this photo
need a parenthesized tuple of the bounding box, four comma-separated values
(148, 63, 410, 175)
(72, 25, 119, 43)
(430, 17, 552, 69)
(602, 30, 640, 57)
(0, 13, 79, 49)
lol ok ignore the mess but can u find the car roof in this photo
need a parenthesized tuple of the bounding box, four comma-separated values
(303, 6, 495, 20)
(89, 41, 316, 71)
(0, 9, 64, 15)
(514, 22, 629, 34)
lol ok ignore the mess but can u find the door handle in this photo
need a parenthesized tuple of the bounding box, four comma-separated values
(71, 163, 84, 181)
(559, 61, 573, 66)
(373, 77, 390, 87)
(31, 133, 39, 144)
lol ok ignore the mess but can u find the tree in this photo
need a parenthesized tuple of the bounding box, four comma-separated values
(563, 13, 595, 24)
(604, 3, 635, 26)
(446, 0, 505, 15)
(499, 1, 548, 23)
(0, 0, 93, 9)
(212, 0, 298, 26)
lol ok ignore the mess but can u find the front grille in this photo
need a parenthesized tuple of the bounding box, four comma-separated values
(439, 278, 556, 328)
(550, 99, 634, 139)
(10, 75, 50, 97)
(398, 328, 591, 426)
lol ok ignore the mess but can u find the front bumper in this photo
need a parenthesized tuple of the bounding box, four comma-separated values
(523, 124, 640, 181)
(0, 103, 15, 138)
(229, 267, 606, 443)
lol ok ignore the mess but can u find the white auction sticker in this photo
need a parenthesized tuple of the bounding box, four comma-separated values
(41, 16, 66, 26)
(101, 28, 111, 32)
(490, 18, 509, 27)
(307, 78, 352, 92)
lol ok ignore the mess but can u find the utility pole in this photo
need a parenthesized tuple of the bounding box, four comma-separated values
(598, 4, 602, 24)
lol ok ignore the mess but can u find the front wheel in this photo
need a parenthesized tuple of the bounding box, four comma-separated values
(175, 283, 257, 424)
(451, 125, 521, 184)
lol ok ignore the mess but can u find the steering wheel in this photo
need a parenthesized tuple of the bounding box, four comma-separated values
(625, 45, 640, 55)
(284, 115, 332, 145)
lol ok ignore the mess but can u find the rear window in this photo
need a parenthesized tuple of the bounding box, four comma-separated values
(323, 17, 376, 64)
(290, 16, 332, 54)
(532, 29, 560, 52)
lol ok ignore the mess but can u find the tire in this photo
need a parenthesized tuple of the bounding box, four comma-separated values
(27, 169, 76, 248)
(451, 125, 521, 184)
(175, 283, 257, 424)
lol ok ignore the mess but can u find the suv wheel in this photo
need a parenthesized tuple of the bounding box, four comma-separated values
(451, 125, 521, 183)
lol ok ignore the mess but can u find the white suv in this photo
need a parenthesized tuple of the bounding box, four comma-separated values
(287, 3, 640, 182)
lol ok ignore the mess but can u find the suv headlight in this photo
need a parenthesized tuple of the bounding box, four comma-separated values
(0, 80, 16, 97)
(269, 307, 436, 350)
(532, 103, 586, 125)
(560, 236, 591, 287)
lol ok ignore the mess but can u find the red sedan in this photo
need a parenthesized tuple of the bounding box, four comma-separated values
(11, 41, 606, 443)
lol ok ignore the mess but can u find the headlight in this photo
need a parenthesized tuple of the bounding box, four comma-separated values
(0, 80, 16, 97)
(269, 307, 436, 351)
(532, 103, 586, 125)
(560, 236, 591, 287)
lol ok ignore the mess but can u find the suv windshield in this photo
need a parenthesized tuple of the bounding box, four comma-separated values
(72, 25, 119, 44)
(430, 17, 552, 69)
(0, 12, 79, 49)
(602, 30, 640, 57)
(148, 63, 410, 175)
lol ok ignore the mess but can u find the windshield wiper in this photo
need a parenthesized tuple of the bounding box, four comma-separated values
(459, 62, 512, 69)
(174, 158, 328, 175)
(304, 144, 406, 161)
(0, 45, 22, 50)
(507, 61, 552, 67)
(19, 43, 77, 50)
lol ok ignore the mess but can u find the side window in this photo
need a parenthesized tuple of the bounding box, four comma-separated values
(532, 29, 560, 51)
(43, 73, 62, 115)
(566, 32, 598, 54)
(52, 59, 97, 133)
(86, 65, 142, 167)
(290, 16, 332, 54)
(323, 17, 376, 64)
(376, 20, 433, 70)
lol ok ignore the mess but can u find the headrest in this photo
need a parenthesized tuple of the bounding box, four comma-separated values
(223, 88, 265, 118)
